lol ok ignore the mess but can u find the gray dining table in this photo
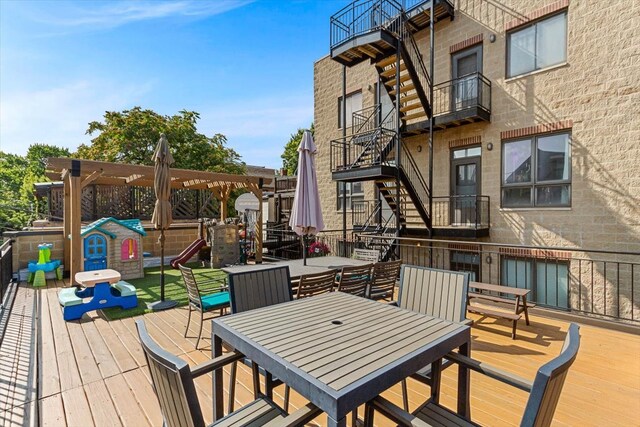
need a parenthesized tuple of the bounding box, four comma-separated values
(211, 292, 471, 426)
(220, 256, 371, 280)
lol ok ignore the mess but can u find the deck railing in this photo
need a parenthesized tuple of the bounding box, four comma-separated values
(0, 239, 13, 307)
(275, 176, 297, 193)
(433, 72, 491, 117)
(432, 195, 490, 229)
(301, 233, 640, 323)
(330, 0, 403, 49)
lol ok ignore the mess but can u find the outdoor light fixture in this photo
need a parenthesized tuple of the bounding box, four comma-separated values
(489, 33, 496, 43)
(487, 142, 494, 151)
(417, 145, 423, 152)
(486, 255, 493, 264)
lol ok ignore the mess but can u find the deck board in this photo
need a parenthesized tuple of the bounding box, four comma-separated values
(1, 280, 638, 426)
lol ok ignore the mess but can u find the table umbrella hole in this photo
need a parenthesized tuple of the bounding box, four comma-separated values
(331, 320, 343, 325)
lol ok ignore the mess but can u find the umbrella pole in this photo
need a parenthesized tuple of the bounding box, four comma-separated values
(160, 230, 165, 301)
(148, 229, 178, 311)
(302, 235, 307, 266)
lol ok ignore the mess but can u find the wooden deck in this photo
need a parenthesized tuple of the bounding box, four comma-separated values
(1, 280, 639, 426)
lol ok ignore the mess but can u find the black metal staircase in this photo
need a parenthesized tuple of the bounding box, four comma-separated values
(330, 0, 453, 237)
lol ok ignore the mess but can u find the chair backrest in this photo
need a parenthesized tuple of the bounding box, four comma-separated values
(228, 266, 292, 313)
(369, 260, 402, 300)
(297, 269, 338, 298)
(179, 264, 202, 307)
(353, 248, 380, 262)
(520, 323, 581, 427)
(397, 265, 469, 322)
(336, 264, 374, 297)
(135, 320, 205, 427)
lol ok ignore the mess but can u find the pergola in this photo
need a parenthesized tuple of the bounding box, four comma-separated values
(45, 157, 270, 284)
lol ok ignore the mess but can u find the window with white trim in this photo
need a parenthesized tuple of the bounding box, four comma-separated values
(502, 132, 571, 207)
(507, 11, 567, 78)
(338, 91, 362, 128)
(336, 181, 364, 210)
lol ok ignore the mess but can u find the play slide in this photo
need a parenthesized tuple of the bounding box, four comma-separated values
(170, 238, 206, 269)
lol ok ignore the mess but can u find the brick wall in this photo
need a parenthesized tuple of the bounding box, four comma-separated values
(314, 0, 640, 252)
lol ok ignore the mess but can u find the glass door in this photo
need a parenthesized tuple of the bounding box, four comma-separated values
(450, 147, 481, 226)
(452, 45, 482, 111)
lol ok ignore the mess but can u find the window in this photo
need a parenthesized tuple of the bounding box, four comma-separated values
(336, 181, 364, 210)
(450, 251, 481, 282)
(507, 11, 567, 77)
(338, 91, 362, 128)
(501, 256, 569, 308)
(502, 132, 571, 207)
(121, 238, 138, 261)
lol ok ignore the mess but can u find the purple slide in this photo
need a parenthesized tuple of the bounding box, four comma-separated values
(170, 238, 207, 269)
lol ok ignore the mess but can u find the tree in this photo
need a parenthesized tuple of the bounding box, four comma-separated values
(281, 123, 314, 175)
(0, 144, 70, 235)
(76, 107, 244, 174)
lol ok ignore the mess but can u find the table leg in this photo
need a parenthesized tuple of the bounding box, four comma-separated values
(213, 334, 224, 421)
(522, 295, 531, 325)
(457, 340, 471, 419)
(430, 359, 443, 404)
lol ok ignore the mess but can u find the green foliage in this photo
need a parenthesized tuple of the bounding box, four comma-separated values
(76, 107, 244, 174)
(281, 123, 314, 175)
(0, 144, 70, 235)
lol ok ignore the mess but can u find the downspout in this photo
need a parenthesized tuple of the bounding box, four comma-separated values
(428, 1, 435, 239)
(395, 32, 402, 259)
(342, 65, 347, 255)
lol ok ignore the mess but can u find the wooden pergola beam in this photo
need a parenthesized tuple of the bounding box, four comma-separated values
(81, 170, 103, 188)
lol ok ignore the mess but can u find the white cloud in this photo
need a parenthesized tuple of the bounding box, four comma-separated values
(0, 80, 154, 155)
(26, 0, 254, 30)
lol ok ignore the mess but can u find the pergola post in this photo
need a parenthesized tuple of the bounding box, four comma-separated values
(248, 183, 263, 264)
(69, 160, 83, 285)
(63, 173, 71, 276)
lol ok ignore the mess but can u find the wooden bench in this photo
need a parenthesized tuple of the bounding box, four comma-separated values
(467, 282, 534, 339)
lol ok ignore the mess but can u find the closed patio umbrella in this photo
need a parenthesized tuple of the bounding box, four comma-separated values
(148, 134, 178, 311)
(289, 130, 325, 265)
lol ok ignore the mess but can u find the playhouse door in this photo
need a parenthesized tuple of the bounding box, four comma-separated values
(84, 234, 107, 271)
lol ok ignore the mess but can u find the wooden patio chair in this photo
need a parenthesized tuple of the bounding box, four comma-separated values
(135, 320, 321, 427)
(394, 265, 471, 411)
(368, 259, 402, 301)
(296, 269, 338, 298)
(226, 266, 293, 413)
(179, 264, 230, 350)
(336, 263, 374, 297)
(353, 248, 380, 262)
(364, 323, 581, 427)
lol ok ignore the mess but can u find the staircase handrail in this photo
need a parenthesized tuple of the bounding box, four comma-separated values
(352, 104, 381, 135)
(330, 0, 403, 49)
(399, 141, 430, 216)
(398, 13, 432, 105)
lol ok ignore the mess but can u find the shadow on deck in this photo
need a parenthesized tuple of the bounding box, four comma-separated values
(1, 280, 639, 426)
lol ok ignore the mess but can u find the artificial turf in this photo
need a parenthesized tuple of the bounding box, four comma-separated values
(101, 263, 226, 320)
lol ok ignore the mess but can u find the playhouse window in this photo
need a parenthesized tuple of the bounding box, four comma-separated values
(121, 239, 138, 261)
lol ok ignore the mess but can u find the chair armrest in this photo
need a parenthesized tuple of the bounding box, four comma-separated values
(446, 352, 533, 392)
(387, 301, 399, 307)
(191, 350, 244, 378)
(264, 402, 322, 427)
(370, 396, 430, 427)
(461, 318, 474, 326)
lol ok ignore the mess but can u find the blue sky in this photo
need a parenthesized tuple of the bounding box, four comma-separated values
(0, 0, 343, 168)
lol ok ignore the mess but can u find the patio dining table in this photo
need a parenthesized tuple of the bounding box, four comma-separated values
(211, 292, 471, 426)
(220, 256, 371, 280)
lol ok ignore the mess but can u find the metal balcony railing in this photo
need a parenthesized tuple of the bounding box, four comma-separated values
(433, 72, 492, 117)
(432, 195, 490, 229)
(330, 0, 403, 49)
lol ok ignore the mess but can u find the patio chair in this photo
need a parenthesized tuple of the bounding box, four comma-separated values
(296, 269, 338, 298)
(336, 263, 374, 297)
(394, 265, 471, 410)
(135, 320, 321, 427)
(364, 323, 581, 427)
(226, 266, 293, 413)
(367, 259, 402, 301)
(353, 248, 380, 262)
(179, 264, 230, 350)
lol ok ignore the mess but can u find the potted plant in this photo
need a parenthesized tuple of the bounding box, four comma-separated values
(308, 240, 330, 258)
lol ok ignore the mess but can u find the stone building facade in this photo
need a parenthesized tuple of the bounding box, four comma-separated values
(314, 0, 640, 320)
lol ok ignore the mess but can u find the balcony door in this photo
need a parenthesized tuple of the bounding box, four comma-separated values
(450, 146, 481, 226)
(452, 45, 482, 111)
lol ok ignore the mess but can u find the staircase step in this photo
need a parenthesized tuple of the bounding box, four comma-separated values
(401, 93, 420, 103)
(376, 55, 398, 68)
(380, 63, 406, 78)
(384, 73, 411, 86)
(389, 83, 415, 96)
(400, 102, 424, 113)
(402, 110, 427, 121)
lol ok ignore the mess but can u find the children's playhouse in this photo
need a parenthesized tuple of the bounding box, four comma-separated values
(81, 217, 146, 280)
